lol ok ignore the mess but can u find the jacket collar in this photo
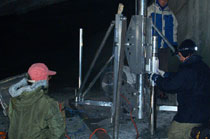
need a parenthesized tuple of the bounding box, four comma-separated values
(154, 1, 169, 11)
(9, 78, 48, 98)
(9, 78, 49, 108)
(180, 55, 202, 67)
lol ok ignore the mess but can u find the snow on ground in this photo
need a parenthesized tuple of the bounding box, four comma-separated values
(0, 82, 176, 139)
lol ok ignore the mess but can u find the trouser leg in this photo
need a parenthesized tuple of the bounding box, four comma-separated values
(168, 121, 201, 139)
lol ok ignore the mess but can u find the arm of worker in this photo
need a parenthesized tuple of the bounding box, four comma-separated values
(157, 69, 169, 78)
(153, 69, 194, 93)
(47, 100, 66, 139)
(157, 69, 177, 79)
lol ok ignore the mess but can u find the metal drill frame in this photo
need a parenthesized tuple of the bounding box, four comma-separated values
(75, 1, 179, 138)
(76, 14, 127, 108)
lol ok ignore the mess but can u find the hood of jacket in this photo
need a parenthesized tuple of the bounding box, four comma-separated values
(9, 78, 48, 108)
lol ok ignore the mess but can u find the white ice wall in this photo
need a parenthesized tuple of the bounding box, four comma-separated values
(169, 0, 210, 65)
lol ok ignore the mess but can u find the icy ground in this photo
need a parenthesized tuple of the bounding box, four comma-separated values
(0, 86, 176, 139)
(52, 87, 176, 139)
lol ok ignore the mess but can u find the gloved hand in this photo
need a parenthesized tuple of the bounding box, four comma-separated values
(157, 69, 170, 78)
(151, 73, 160, 82)
(148, 73, 160, 83)
(157, 69, 165, 77)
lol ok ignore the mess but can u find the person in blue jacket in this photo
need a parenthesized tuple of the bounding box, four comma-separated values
(150, 39, 210, 139)
(148, 0, 178, 99)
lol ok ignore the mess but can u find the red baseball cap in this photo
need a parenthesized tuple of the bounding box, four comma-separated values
(28, 63, 56, 81)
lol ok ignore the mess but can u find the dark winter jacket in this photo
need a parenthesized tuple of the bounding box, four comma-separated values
(156, 55, 210, 123)
(8, 78, 65, 139)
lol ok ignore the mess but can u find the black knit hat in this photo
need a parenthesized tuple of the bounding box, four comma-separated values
(178, 39, 197, 57)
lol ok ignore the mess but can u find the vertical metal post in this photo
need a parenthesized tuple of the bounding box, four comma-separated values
(76, 28, 83, 103)
(137, 0, 147, 119)
(154, 0, 157, 35)
(112, 14, 127, 139)
(135, 0, 138, 15)
(79, 28, 83, 89)
(150, 85, 156, 135)
(137, 74, 143, 119)
(150, 36, 158, 135)
(152, 36, 159, 75)
(139, 0, 147, 16)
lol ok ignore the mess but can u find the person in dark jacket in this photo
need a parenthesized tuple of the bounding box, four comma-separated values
(8, 63, 65, 139)
(150, 39, 210, 139)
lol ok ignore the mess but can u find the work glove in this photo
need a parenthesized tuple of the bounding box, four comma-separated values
(157, 69, 165, 77)
(148, 73, 160, 83)
(157, 69, 169, 78)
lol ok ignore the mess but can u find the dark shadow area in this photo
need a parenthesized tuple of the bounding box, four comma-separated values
(0, 0, 131, 89)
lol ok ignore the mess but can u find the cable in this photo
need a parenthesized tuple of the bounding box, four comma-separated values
(65, 134, 71, 139)
(120, 94, 140, 139)
(0, 131, 7, 139)
(89, 128, 107, 139)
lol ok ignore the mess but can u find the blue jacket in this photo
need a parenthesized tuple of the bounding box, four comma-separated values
(156, 55, 210, 123)
(147, 2, 178, 48)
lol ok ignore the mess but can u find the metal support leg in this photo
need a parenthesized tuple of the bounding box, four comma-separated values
(112, 14, 127, 139)
(149, 36, 159, 135)
(82, 55, 114, 99)
(137, 0, 147, 120)
(137, 74, 144, 119)
(78, 21, 115, 100)
(150, 86, 156, 135)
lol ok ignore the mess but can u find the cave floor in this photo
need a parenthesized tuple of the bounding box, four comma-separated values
(0, 79, 175, 139)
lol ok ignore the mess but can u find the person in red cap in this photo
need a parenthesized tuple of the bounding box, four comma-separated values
(28, 63, 57, 81)
(8, 63, 65, 139)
